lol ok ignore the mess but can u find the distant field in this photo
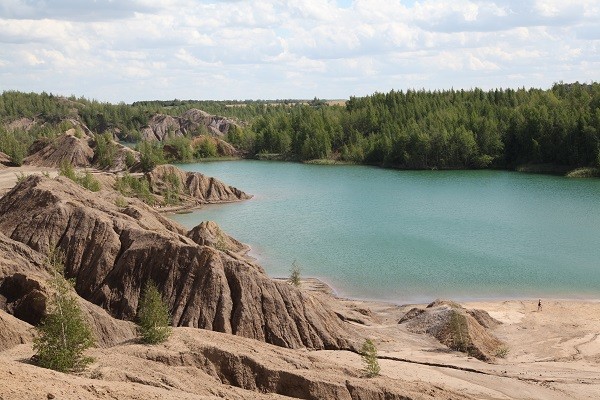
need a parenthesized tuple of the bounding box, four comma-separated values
(225, 99, 347, 107)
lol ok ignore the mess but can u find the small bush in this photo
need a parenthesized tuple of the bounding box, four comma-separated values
(59, 161, 101, 192)
(137, 281, 171, 344)
(289, 260, 301, 287)
(115, 172, 155, 205)
(33, 248, 94, 372)
(360, 339, 381, 378)
(94, 132, 117, 169)
(115, 196, 128, 208)
(15, 172, 27, 183)
(495, 346, 510, 358)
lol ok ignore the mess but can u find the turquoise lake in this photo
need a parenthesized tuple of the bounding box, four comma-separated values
(171, 161, 600, 303)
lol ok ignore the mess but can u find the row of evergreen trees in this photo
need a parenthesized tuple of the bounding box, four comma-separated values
(1, 82, 599, 171)
(248, 83, 600, 169)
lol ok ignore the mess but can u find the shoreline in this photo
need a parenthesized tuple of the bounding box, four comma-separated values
(297, 276, 600, 307)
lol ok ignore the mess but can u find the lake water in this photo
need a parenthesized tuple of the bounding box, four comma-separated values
(171, 161, 600, 303)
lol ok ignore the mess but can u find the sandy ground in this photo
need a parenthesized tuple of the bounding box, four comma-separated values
(314, 296, 600, 400)
(0, 165, 59, 196)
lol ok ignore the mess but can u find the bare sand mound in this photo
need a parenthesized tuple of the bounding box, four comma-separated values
(400, 299, 504, 361)
(24, 131, 94, 168)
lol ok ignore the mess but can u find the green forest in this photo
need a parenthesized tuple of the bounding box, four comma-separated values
(1, 82, 599, 173)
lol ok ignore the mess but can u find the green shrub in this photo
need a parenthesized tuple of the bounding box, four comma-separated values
(59, 161, 101, 192)
(194, 138, 218, 158)
(289, 260, 301, 287)
(137, 281, 171, 344)
(360, 339, 381, 378)
(59, 160, 77, 181)
(33, 248, 94, 372)
(95, 132, 117, 169)
(138, 141, 165, 172)
(114, 173, 155, 205)
(115, 196, 128, 208)
(495, 346, 510, 358)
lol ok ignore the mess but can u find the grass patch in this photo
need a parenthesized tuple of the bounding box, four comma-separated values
(59, 161, 100, 192)
(114, 173, 155, 205)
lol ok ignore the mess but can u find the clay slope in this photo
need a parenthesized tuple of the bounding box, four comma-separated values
(24, 131, 94, 168)
(0, 175, 351, 350)
(141, 109, 239, 141)
(147, 164, 251, 204)
(0, 232, 137, 347)
(400, 299, 504, 361)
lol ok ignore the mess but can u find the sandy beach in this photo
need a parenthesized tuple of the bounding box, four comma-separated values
(312, 288, 600, 399)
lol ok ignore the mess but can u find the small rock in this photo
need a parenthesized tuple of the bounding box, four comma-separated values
(47, 393, 55, 399)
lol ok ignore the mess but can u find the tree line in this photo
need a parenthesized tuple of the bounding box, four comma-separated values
(1, 83, 599, 171)
(247, 83, 600, 170)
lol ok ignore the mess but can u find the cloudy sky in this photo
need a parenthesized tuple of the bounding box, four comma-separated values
(0, 0, 598, 102)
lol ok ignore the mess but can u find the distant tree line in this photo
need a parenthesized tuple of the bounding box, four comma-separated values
(247, 83, 600, 170)
(1, 83, 599, 171)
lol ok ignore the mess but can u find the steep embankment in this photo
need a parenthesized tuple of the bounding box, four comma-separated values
(0, 175, 352, 350)
(147, 164, 251, 204)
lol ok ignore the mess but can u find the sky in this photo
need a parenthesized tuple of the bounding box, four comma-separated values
(0, 0, 598, 103)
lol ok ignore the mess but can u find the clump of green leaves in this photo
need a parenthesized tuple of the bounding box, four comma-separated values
(495, 346, 510, 358)
(449, 310, 470, 354)
(137, 141, 166, 173)
(59, 161, 101, 192)
(194, 137, 218, 158)
(360, 339, 381, 378)
(289, 260, 301, 287)
(137, 281, 172, 344)
(114, 172, 155, 205)
(94, 132, 117, 169)
(33, 248, 95, 373)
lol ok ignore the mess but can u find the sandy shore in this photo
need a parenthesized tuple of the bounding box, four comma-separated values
(303, 278, 600, 400)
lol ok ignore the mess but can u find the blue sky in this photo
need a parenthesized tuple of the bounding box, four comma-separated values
(0, 0, 598, 102)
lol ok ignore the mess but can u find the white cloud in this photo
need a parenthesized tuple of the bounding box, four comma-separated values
(0, 0, 598, 101)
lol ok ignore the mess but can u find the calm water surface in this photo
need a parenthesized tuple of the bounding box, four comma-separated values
(171, 161, 600, 303)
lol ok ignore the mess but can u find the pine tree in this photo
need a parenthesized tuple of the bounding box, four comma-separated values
(33, 249, 94, 372)
(289, 260, 301, 287)
(360, 339, 381, 378)
(137, 281, 171, 344)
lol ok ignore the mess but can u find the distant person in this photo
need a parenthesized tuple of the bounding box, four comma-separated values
(537, 299, 542, 311)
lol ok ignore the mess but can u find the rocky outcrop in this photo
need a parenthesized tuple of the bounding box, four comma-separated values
(187, 221, 249, 254)
(0, 175, 351, 350)
(24, 131, 94, 168)
(140, 114, 182, 141)
(180, 108, 237, 137)
(0, 232, 136, 347)
(146, 164, 251, 204)
(141, 109, 240, 141)
(0, 152, 10, 167)
(0, 310, 33, 351)
(399, 299, 503, 361)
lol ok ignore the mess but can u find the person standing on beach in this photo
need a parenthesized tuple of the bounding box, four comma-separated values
(538, 299, 542, 311)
